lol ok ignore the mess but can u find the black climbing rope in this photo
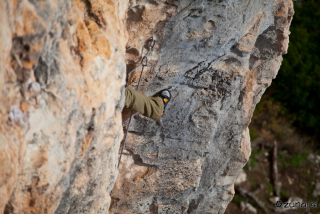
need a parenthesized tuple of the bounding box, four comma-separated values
(117, 37, 156, 169)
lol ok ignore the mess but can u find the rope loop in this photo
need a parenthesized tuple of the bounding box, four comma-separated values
(118, 36, 156, 169)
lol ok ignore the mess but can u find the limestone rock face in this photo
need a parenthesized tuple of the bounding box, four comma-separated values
(0, 0, 128, 213)
(111, 0, 293, 213)
(0, 0, 293, 213)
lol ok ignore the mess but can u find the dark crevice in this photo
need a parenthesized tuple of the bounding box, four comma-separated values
(81, 0, 105, 28)
(187, 194, 204, 213)
(127, 5, 145, 21)
(4, 200, 14, 214)
(133, 153, 157, 168)
(72, 45, 84, 66)
(149, 198, 159, 212)
(180, 83, 208, 90)
(146, 0, 158, 5)
(128, 130, 144, 136)
(86, 108, 96, 132)
(109, 197, 120, 212)
(178, 1, 195, 16)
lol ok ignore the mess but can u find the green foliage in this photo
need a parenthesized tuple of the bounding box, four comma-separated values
(269, 0, 320, 137)
(249, 127, 259, 141)
(251, 149, 263, 157)
(280, 189, 289, 199)
(266, 182, 274, 194)
(233, 194, 244, 206)
(288, 153, 308, 166)
(243, 162, 248, 170)
(251, 184, 258, 191)
(253, 101, 264, 115)
(278, 151, 286, 160)
(250, 159, 257, 168)
(249, 149, 263, 168)
(278, 151, 308, 167)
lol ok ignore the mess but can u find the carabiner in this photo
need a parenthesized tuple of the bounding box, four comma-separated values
(142, 56, 148, 66)
(148, 37, 156, 50)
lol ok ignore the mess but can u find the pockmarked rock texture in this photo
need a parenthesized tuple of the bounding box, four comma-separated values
(0, 0, 128, 213)
(111, 0, 293, 213)
(0, 0, 293, 213)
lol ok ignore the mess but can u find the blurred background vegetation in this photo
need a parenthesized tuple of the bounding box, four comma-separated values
(226, 0, 320, 213)
(269, 0, 320, 139)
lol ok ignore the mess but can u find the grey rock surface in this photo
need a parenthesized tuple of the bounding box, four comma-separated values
(0, 0, 293, 213)
(111, 0, 293, 213)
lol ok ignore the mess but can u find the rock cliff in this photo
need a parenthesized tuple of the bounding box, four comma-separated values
(0, 0, 293, 213)
(112, 0, 293, 213)
(0, 0, 127, 213)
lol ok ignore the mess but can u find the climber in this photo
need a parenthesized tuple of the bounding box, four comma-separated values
(117, 37, 168, 167)
(121, 36, 170, 121)
(124, 87, 171, 120)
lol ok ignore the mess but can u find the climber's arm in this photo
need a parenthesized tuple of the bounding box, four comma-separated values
(124, 87, 164, 120)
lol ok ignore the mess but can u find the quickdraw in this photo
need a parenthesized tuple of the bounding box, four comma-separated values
(117, 37, 156, 169)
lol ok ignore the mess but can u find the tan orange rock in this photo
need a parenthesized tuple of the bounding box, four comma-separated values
(0, 0, 128, 213)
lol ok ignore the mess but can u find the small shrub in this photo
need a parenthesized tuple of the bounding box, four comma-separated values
(289, 153, 308, 166)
